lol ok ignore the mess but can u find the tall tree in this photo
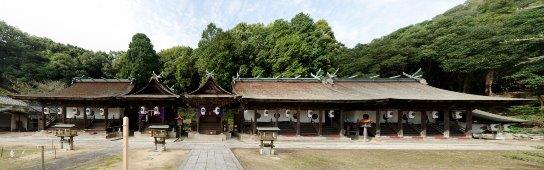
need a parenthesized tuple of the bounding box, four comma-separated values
(158, 46, 199, 93)
(119, 33, 161, 86)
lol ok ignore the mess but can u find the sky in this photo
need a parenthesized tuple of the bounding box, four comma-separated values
(0, 0, 465, 52)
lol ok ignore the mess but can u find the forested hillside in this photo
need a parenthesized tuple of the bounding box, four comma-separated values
(337, 0, 544, 102)
(1, 0, 543, 107)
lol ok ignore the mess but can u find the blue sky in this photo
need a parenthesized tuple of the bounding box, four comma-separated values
(0, 0, 465, 51)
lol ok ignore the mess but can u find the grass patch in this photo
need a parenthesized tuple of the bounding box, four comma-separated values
(72, 154, 122, 170)
(505, 145, 544, 165)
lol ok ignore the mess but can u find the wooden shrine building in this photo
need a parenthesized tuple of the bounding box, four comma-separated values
(10, 73, 531, 139)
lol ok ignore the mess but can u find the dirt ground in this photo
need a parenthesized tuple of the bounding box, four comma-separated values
(74, 148, 188, 170)
(232, 149, 544, 170)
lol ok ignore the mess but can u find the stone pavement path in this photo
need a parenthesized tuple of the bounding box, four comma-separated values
(180, 142, 243, 170)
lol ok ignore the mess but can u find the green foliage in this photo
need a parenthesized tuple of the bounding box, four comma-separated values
(119, 33, 161, 86)
(158, 46, 199, 93)
(337, 0, 544, 94)
(193, 13, 343, 88)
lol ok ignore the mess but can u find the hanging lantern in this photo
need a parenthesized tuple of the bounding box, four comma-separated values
(214, 107, 220, 115)
(453, 111, 462, 119)
(153, 106, 160, 115)
(328, 110, 334, 118)
(285, 110, 290, 118)
(43, 107, 50, 115)
(307, 110, 313, 118)
(385, 111, 394, 119)
(99, 108, 105, 116)
(200, 107, 206, 116)
(85, 108, 93, 116)
(57, 107, 63, 115)
(431, 111, 439, 119)
(263, 110, 269, 117)
(408, 111, 416, 119)
(140, 106, 146, 115)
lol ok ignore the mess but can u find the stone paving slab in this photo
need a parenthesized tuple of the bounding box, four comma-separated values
(180, 142, 243, 170)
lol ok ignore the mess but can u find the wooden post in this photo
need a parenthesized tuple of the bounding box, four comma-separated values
(122, 117, 129, 170)
(62, 106, 67, 123)
(275, 110, 279, 127)
(83, 108, 87, 130)
(397, 110, 403, 137)
(317, 110, 322, 136)
(339, 110, 345, 136)
(104, 108, 109, 131)
(296, 109, 301, 136)
(443, 110, 450, 138)
(39, 145, 44, 170)
(465, 108, 473, 138)
(252, 110, 257, 135)
(375, 109, 381, 137)
(220, 110, 225, 132)
(420, 110, 427, 137)
(39, 103, 45, 131)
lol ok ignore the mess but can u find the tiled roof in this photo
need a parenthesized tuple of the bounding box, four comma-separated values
(11, 79, 134, 100)
(232, 78, 531, 103)
(0, 96, 28, 107)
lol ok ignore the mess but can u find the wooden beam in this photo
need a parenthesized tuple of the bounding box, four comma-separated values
(420, 110, 427, 137)
(397, 110, 403, 137)
(339, 110, 345, 136)
(296, 109, 301, 136)
(443, 110, 450, 138)
(375, 109, 381, 137)
(39, 103, 45, 131)
(465, 108, 473, 138)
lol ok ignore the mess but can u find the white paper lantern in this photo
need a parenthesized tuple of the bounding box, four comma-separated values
(200, 107, 206, 115)
(57, 107, 63, 115)
(328, 110, 334, 118)
(408, 111, 415, 119)
(72, 108, 79, 116)
(263, 110, 269, 117)
(140, 106, 147, 115)
(99, 108, 105, 116)
(431, 111, 439, 119)
(85, 108, 92, 116)
(43, 107, 50, 115)
(307, 110, 313, 118)
(285, 110, 290, 118)
(385, 111, 394, 118)
(153, 106, 160, 115)
(453, 111, 462, 119)
(214, 107, 220, 115)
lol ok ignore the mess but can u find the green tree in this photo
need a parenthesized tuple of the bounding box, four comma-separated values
(119, 33, 161, 86)
(158, 46, 199, 93)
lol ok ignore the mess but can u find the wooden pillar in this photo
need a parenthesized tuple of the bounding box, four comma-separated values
(220, 110, 224, 132)
(420, 110, 427, 137)
(275, 110, 279, 127)
(62, 105, 67, 123)
(252, 110, 257, 134)
(465, 108, 473, 138)
(443, 110, 450, 138)
(375, 109, 381, 137)
(318, 110, 323, 136)
(83, 107, 87, 130)
(397, 110, 403, 137)
(339, 110, 345, 136)
(39, 103, 45, 131)
(104, 108, 109, 131)
(296, 109, 301, 136)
